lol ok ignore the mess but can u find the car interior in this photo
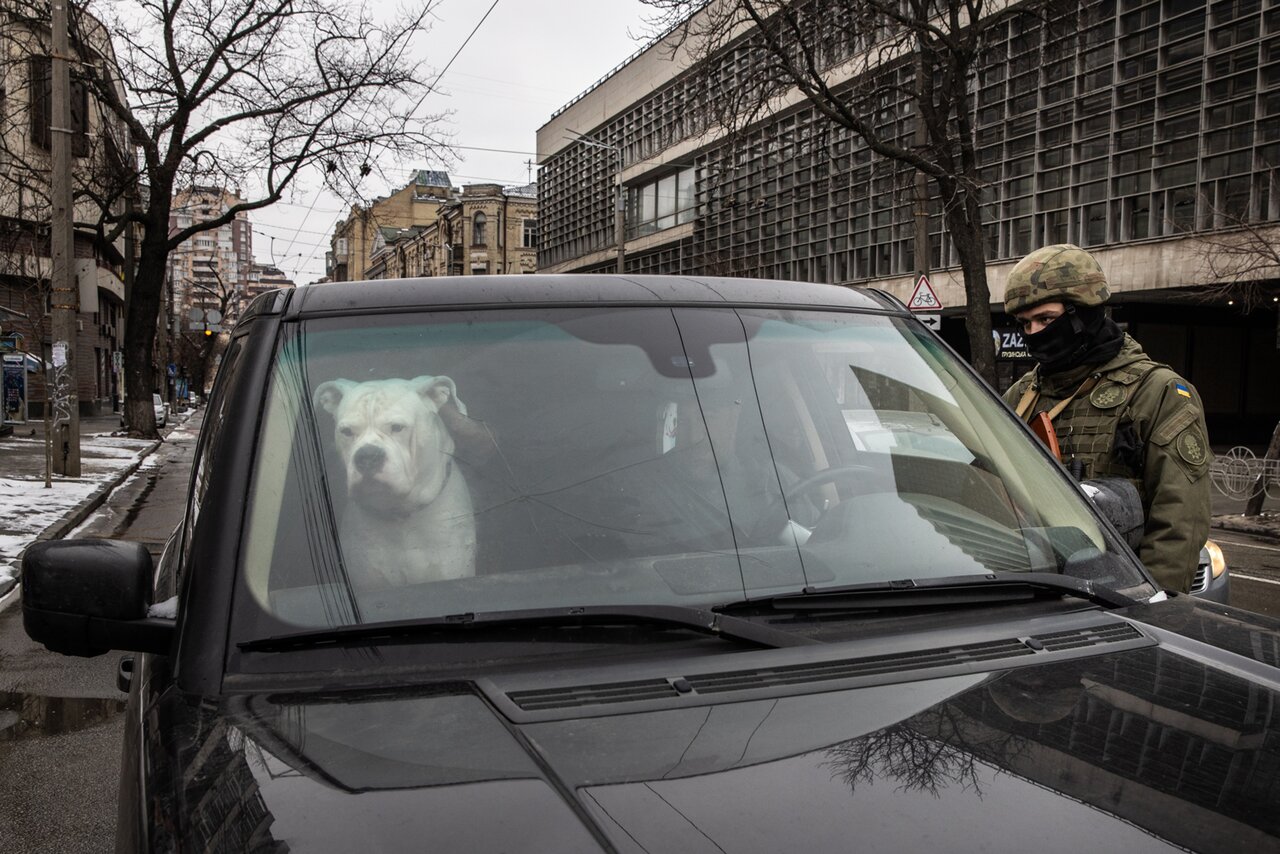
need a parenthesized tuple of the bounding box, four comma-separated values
(238, 307, 1126, 635)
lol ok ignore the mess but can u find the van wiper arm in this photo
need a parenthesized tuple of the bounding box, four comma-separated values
(238, 604, 819, 653)
(719, 572, 1136, 614)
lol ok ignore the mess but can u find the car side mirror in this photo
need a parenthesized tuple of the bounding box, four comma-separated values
(1081, 478, 1143, 550)
(22, 539, 174, 658)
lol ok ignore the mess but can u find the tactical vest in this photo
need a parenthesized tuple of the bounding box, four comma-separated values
(1017, 357, 1171, 502)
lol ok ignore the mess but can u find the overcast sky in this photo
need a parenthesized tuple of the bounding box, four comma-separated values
(252, 0, 655, 285)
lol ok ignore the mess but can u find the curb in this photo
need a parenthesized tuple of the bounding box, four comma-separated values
(36, 439, 163, 543)
(1211, 515, 1280, 543)
(0, 438, 164, 609)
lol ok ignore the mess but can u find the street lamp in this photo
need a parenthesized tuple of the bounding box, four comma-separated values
(566, 130, 625, 274)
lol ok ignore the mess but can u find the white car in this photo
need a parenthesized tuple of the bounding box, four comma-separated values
(119, 393, 169, 429)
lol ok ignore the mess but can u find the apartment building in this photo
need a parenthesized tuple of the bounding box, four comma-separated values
(246, 263, 296, 301)
(168, 187, 253, 331)
(365, 182, 539, 279)
(0, 9, 137, 417)
(536, 0, 1280, 443)
(326, 170, 454, 282)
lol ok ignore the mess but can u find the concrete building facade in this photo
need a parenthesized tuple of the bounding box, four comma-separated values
(537, 0, 1280, 444)
(326, 170, 453, 283)
(365, 182, 539, 280)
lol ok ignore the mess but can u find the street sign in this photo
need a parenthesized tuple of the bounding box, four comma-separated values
(917, 313, 941, 331)
(907, 274, 942, 311)
(167, 363, 177, 377)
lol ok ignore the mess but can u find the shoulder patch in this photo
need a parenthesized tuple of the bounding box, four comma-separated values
(1109, 360, 1162, 386)
(1151, 402, 1200, 446)
(1089, 383, 1126, 409)
(1176, 428, 1208, 467)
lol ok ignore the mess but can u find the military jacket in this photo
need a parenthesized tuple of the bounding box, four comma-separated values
(1002, 335, 1211, 594)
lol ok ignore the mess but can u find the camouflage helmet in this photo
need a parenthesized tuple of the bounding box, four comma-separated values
(1004, 244, 1110, 314)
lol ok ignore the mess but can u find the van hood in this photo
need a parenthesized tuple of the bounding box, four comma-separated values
(145, 598, 1280, 852)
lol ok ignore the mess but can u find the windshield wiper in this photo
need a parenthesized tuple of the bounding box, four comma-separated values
(718, 572, 1136, 614)
(238, 604, 820, 653)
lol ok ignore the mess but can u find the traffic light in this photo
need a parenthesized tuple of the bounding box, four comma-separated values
(204, 328, 212, 337)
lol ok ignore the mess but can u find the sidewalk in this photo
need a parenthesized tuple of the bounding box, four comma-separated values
(1211, 491, 1280, 541)
(0, 410, 182, 599)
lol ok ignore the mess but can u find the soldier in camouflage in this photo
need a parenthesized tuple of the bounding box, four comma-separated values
(1002, 244, 1211, 594)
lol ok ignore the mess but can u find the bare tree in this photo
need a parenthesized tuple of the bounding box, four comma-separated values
(639, 0, 1080, 383)
(1190, 222, 1280, 312)
(173, 268, 238, 401)
(2, 0, 450, 437)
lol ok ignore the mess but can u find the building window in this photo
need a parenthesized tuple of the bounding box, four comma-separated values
(522, 218, 538, 249)
(472, 212, 487, 246)
(29, 57, 89, 155)
(626, 166, 697, 238)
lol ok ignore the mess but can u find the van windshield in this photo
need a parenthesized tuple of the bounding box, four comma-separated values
(235, 306, 1151, 635)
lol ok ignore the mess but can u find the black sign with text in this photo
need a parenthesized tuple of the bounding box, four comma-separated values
(994, 327, 1032, 360)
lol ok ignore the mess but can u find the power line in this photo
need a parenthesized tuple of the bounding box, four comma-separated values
(278, 0, 441, 275)
(294, 0, 503, 277)
(407, 0, 502, 119)
(454, 143, 536, 156)
(252, 223, 333, 239)
(263, 200, 346, 213)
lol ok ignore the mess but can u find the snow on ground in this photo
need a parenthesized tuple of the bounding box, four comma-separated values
(0, 432, 155, 588)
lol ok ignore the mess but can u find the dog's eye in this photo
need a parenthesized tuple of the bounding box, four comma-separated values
(389, 423, 406, 433)
(339, 427, 355, 437)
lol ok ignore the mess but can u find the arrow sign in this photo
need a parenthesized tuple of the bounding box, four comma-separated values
(908, 274, 942, 311)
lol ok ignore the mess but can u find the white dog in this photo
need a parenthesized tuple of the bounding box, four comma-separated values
(313, 375, 476, 592)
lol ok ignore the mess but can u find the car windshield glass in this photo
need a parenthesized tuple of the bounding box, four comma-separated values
(233, 306, 1150, 641)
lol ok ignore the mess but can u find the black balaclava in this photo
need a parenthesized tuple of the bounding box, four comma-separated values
(1024, 303, 1124, 375)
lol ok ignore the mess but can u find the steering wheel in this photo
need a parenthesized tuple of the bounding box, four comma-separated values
(745, 464, 893, 543)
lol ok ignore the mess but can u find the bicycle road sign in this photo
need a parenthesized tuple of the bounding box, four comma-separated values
(908, 274, 942, 311)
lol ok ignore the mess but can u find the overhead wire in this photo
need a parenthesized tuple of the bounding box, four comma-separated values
(290, 0, 505, 281)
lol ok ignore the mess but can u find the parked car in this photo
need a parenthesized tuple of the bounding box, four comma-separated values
(1194, 539, 1231, 603)
(118, 393, 168, 429)
(23, 276, 1278, 852)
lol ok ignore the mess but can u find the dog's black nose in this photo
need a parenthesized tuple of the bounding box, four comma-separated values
(353, 444, 386, 474)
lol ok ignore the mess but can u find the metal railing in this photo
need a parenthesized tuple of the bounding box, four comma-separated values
(1211, 447, 1280, 501)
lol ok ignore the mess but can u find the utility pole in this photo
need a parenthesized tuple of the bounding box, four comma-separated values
(49, 0, 80, 476)
(614, 164, 625, 274)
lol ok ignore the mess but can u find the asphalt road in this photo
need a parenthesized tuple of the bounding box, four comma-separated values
(1214, 531, 1280, 618)
(0, 412, 200, 854)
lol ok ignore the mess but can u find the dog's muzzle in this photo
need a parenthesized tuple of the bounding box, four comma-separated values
(353, 444, 386, 475)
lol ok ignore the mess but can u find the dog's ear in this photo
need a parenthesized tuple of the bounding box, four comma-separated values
(412, 375, 467, 416)
(313, 379, 356, 415)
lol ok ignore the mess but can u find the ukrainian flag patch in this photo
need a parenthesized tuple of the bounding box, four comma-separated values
(1175, 382, 1191, 398)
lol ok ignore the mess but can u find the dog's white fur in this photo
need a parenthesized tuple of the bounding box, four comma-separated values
(313, 375, 475, 591)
